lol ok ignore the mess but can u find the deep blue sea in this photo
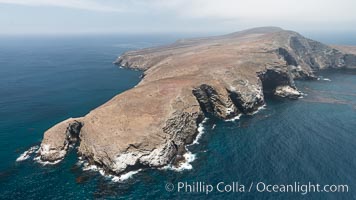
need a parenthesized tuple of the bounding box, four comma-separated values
(0, 35, 355, 200)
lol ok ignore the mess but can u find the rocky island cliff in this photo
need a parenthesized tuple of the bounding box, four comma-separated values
(38, 27, 356, 175)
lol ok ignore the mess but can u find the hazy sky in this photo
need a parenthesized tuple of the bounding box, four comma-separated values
(1, 0, 356, 35)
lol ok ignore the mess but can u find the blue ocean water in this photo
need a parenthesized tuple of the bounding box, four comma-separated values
(0, 35, 355, 200)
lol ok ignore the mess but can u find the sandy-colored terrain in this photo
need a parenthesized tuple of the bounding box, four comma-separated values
(38, 27, 356, 175)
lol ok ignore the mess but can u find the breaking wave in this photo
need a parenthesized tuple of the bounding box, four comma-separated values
(190, 118, 208, 145)
(80, 158, 141, 182)
(16, 145, 39, 162)
(225, 114, 242, 122)
(162, 118, 209, 172)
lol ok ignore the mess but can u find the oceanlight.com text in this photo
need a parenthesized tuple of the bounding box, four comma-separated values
(165, 181, 349, 195)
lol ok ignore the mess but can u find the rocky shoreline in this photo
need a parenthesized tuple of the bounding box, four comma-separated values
(37, 27, 356, 176)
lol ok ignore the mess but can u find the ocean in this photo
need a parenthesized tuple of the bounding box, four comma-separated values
(0, 35, 355, 200)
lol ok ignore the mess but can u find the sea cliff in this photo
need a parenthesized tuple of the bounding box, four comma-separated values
(38, 27, 356, 175)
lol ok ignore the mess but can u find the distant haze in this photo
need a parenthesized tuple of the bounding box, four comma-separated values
(0, 0, 356, 36)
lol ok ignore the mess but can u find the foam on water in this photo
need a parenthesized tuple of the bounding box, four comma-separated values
(162, 118, 208, 171)
(111, 170, 142, 182)
(190, 118, 208, 145)
(163, 105, 267, 172)
(82, 163, 99, 171)
(225, 104, 266, 121)
(33, 156, 62, 165)
(160, 149, 196, 172)
(16, 145, 39, 162)
(225, 114, 242, 122)
(212, 124, 216, 129)
(249, 104, 266, 115)
(317, 76, 331, 82)
(80, 158, 141, 182)
(161, 118, 209, 172)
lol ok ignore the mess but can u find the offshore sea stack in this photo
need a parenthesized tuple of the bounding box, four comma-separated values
(38, 27, 356, 175)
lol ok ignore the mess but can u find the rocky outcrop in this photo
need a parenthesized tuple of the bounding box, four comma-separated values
(38, 27, 356, 175)
(331, 45, 356, 69)
(39, 118, 82, 162)
(257, 68, 302, 99)
(274, 85, 302, 99)
(192, 84, 239, 119)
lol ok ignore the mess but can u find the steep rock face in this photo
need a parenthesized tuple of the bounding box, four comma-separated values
(332, 46, 356, 69)
(73, 78, 205, 174)
(269, 31, 347, 71)
(343, 54, 356, 68)
(39, 27, 356, 175)
(192, 84, 239, 119)
(257, 67, 302, 99)
(258, 68, 294, 93)
(289, 37, 345, 70)
(39, 118, 82, 162)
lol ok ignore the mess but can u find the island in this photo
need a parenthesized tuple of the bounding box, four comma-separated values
(38, 27, 356, 176)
